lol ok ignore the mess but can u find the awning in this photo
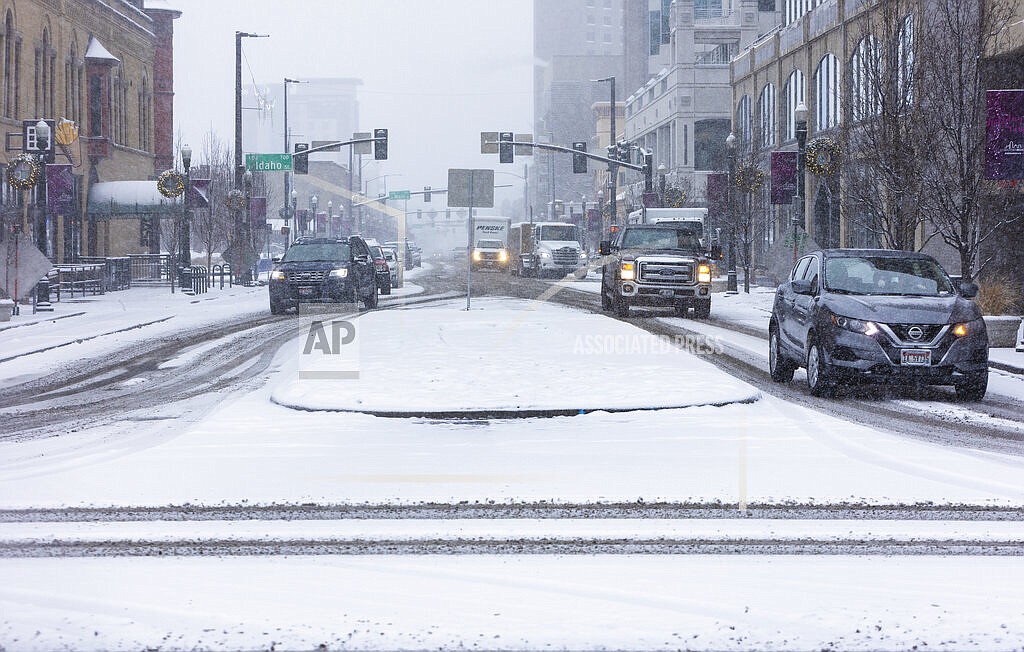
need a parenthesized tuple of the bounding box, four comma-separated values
(87, 180, 179, 217)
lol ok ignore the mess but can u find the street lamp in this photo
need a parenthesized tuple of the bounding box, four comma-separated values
(243, 169, 253, 284)
(289, 189, 298, 244)
(234, 31, 269, 191)
(725, 132, 738, 293)
(593, 76, 617, 228)
(283, 77, 306, 248)
(657, 163, 667, 207)
(310, 194, 318, 234)
(327, 200, 333, 236)
(793, 101, 808, 264)
(179, 143, 193, 280)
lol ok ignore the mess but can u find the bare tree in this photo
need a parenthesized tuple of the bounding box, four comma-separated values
(841, 0, 929, 251)
(194, 130, 235, 268)
(916, 0, 1023, 281)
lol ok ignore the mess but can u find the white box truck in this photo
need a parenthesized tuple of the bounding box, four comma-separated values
(471, 216, 512, 270)
(507, 221, 586, 278)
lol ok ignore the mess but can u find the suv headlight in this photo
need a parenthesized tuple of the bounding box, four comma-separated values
(830, 312, 879, 336)
(538, 248, 551, 259)
(270, 270, 285, 281)
(329, 268, 349, 279)
(697, 264, 711, 283)
(620, 261, 635, 281)
(952, 318, 983, 337)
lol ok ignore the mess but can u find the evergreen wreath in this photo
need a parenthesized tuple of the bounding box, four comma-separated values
(6, 155, 41, 190)
(805, 137, 841, 176)
(157, 169, 186, 198)
(734, 164, 765, 192)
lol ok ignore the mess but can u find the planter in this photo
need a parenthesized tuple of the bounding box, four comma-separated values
(0, 299, 13, 322)
(983, 315, 1023, 348)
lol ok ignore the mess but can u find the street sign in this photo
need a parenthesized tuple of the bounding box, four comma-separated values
(245, 153, 292, 172)
(352, 132, 372, 155)
(388, 190, 411, 201)
(480, 131, 499, 154)
(447, 169, 494, 208)
(514, 133, 534, 156)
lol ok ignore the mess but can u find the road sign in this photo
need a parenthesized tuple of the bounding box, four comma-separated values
(514, 133, 534, 156)
(480, 131, 499, 154)
(352, 132, 372, 155)
(447, 169, 494, 208)
(388, 190, 411, 201)
(245, 153, 292, 172)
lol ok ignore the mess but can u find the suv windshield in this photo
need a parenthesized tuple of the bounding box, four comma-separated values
(824, 256, 955, 296)
(281, 242, 351, 263)
(620, 227, 701, 251)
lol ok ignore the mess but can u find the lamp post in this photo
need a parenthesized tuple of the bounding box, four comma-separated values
(327, 200, 333, 236)
(725, 132, 738, 292)
(234, 32, 269, 191)
(593, 76, 617, 228)
(179, 144, 192, 271)
(289, 189, 297, 245)
(282, 77, 305, 248)
(794, 101, 808, 264)
(243, 169, 253, 284)
(657, 163, 667, 207)
(310, 194, 318, 235)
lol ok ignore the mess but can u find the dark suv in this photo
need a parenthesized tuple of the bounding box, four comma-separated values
(769, 249, 989, 400)
(268, 236, 378, 314)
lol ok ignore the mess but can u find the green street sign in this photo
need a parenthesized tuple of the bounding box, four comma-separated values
(388, 190, 411, 200)
(245, 153, 292, 172)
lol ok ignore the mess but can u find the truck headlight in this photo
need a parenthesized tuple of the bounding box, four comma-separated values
(472, 249, 482, 261)
(329, 268, 349, 279)
(620, 262, 635, 281)
(270, 270, 285, 281)
(697, 264, 711, 283)
(579, 251, 588, 260)
(498, 249, 508, 262)
(539, 250, 551, 259)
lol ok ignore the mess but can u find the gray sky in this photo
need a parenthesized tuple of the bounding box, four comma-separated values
(171, 0, 534, 207)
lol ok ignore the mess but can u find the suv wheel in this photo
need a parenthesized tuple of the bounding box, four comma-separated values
(363, 285, 379, 309)
(769, 325, 796, 382)
(270, 298, 287, 315)
(806, 341, 834, 397)
(381, 279, 392, 295)
(954, 373, 987, 401)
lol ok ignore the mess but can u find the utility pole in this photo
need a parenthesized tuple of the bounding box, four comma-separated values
(234, 31, 268, 191)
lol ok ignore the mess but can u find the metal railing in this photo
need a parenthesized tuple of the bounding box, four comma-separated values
(128, 254, 174, 286)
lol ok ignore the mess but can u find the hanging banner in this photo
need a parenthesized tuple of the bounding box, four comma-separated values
(249, 196, 267, 223)
(46, 164, 75, 216)
(984, 89, 1024, 180)
(706, 172, 728, 202)
(189, 178, 211, 208)
(771, 151, 798, 205)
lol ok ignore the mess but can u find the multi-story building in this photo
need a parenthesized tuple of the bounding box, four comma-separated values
(0, 0, 180, 264)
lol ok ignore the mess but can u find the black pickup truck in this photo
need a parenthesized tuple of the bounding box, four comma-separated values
(599, 223, 716, 318)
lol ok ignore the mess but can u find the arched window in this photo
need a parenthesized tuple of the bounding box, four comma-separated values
(734, 94, 752, 150)
(783, 69, 806, 141)
(2, 10, 13, 118)
(759, 83, 777, 148)
(139, 76, 151, 152)
(850, 35, 880, 122)
(815, 53, 840, 131)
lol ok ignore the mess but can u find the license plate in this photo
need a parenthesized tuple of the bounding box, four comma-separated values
(660, 289, 674, 298)
(901, 349, 931, 366)
(298, 287, 314, 297)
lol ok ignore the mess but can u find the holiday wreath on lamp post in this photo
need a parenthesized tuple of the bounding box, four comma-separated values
(157, 169, 186, 198)
(734, 164, 765, 192)
(805, 137, 842, 176)
(6, 154, 41, 190)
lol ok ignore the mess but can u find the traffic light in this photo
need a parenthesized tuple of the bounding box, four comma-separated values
(423, 186, 431, 202)
(499, 132, 514, 164)
(643, 153, 654, 192)
(374, 128, 388, 160)
(572, 142, 588, 174)
(617, 140, 631, 164)
(293, 142, 309, 175)
(606, 144, 617, 161)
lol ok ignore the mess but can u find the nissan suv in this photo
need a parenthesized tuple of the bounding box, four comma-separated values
(768, 249, 989, 400)
(268, 236, 378, 314)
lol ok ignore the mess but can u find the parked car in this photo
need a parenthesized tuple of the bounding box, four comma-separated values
(768, 249, 989, 400)
(368, 244, 392, 295)
(268, 236, 378, 314)
(381, 246, 402, 288)
(386, 240, 421, 268)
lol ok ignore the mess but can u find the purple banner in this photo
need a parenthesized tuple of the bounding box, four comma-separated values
(315, 211, 327, 233)
(642, 192, 659, 207)
(189, 178, 211, 208)
(249, 196, 267, 222)
(706, 173, 728, 202)
(985, 90, 1024, 180)
(771, 151, 798, 205)
(587, 208, 600, 231)
(46, 164, 75, 216)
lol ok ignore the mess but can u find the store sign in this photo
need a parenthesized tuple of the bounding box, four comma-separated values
(984, 89, 1024, 180)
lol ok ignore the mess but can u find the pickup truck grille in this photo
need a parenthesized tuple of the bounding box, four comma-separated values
(638, 260, 693, 284)
(286, 270, 329, 284)
(552, 247, 580, 266)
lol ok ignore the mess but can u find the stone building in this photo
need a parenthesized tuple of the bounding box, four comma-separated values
(0, 0, 179, 263)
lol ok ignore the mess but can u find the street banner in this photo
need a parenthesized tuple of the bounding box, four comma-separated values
(249, 197, 267, 224)
(189, 178, 211, 208)
(587, 208, 600, 231)
(771, 151, 798, 204)
(46, 164, 75, 217)
(316, 211, 327, 233)
(984, 89, 1024, 180)
(642, 192, 659, 207)
(706, 172, 728, 202)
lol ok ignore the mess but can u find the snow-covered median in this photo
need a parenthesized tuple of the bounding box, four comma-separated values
(270, 297, 760, 414)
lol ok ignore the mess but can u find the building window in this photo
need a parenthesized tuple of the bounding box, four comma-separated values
(88, 74, 103, 138)
(783, 68, 805, 141)
(587, 14, 595, 24)
(758, 83, 777, 148)
(850, 35, 880, 122)
(815, 53, 840, 131)
(695, 119, 731, 170)
(735, 95, 752, 149)
(897, 14, 914, 106)
(649, 11, 661, 55)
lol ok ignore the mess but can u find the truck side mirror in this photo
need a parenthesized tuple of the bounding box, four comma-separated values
(599, 240, 611, 256)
